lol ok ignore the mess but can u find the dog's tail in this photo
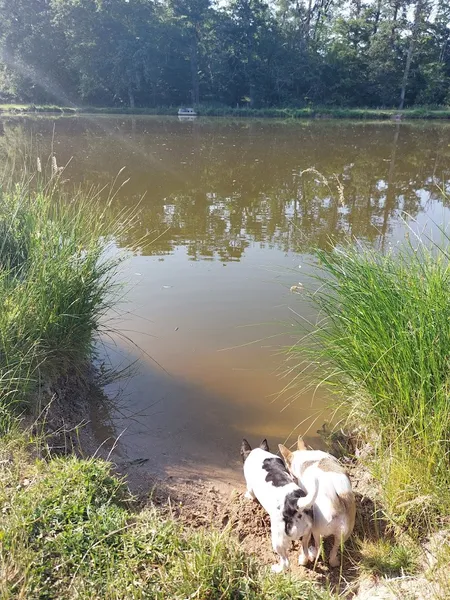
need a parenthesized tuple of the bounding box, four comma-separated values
(296, 476, 319, 510)
(240, 439, 252, 463)
(337, 490, 356, 538)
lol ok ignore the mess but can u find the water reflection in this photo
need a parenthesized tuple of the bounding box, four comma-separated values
(1, 117, 450, 260)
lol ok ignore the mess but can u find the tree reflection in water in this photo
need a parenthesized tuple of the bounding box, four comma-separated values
(1, 117, 450, 260)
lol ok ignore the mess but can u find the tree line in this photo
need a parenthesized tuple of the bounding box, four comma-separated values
(0, 1, 449, 109)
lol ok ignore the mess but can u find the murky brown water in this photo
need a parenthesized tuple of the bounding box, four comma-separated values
(2, 115, 450, 485)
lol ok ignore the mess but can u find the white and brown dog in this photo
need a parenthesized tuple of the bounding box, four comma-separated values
(240, 438, 317, 572)
(279, 437, 356, 567)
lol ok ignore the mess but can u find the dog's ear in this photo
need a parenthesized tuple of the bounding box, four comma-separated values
(278, 444, 293, 467)
(240, 439, 252, 463)
(297, 436, 307, 451)
(259, 438, 269, 452)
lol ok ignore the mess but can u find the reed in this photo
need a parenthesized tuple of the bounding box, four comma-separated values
(291, 238, 450, 529)
(0, 163, 135, 431)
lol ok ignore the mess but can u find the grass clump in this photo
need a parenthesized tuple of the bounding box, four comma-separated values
(0, 436, 329, 600)
(359, 539, 419, 577)
(1, 455, 130, 598)
(291, 241, 450, 530)
(0, 173, 134, 431)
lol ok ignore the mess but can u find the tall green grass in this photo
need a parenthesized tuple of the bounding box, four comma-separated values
(291, 239, 450, 530)
(0, 166, 135, 431)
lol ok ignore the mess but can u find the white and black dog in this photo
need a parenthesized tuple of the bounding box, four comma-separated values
(241, 438, 317, 572)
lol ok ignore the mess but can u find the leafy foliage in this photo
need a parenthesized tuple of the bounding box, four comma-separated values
(0, 1, 449, 108)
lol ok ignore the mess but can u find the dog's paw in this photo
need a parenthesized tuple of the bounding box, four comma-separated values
(271, 563, 285, 574)
(308, 546, 318, 562)
(329, 555, 340, 568)
(298, 552, 309, 566)
(244, 490, 254, 500)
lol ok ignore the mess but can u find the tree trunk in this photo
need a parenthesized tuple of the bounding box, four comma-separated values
(313, 0, 332, 42)
(399, 0, 423, 110)
(246, 16, 256, 107)
(190, 40, 200, 105)
(128, 85, 135, 109)
(249, 82, 256, 107)
(313, 8, 322, 41)
(390, 1, 400, 48)
(439, 33, 449, 63)
(373, 0, 382, 35)
(381, 123, 401, 248)
(305, 0, 313, 37)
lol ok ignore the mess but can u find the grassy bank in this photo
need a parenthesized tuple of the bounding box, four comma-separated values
(3, 432, 448, 600)
(0, 169, 135, 431)
(2, 103, 450, 120)
(291, 239, 450, 532)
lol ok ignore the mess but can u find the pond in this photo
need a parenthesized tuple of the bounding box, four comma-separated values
(2, 115, 450, 485)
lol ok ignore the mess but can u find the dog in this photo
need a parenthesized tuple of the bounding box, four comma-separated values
(240, 438, 317, 572)
(279, 436, 356, 567)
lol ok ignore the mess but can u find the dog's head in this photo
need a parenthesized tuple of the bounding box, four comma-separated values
(278, 436, 307, 478)
(282, 489, 313, 538)
(279, 437, 346, 479)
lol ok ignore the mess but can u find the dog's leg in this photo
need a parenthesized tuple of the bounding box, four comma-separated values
(271, 552, 289, 573)
(308, 531, 320, 562)
(271, 523, 290, 573)
(244, 486, 255, 500)
(329, 533, 343, 568)
(298, 530, 311, 566)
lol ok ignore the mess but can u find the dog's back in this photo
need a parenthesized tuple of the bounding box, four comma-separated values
(243, 447, 298, 515)
(279, 443, 355, 540)
(302, 459, 355, 539)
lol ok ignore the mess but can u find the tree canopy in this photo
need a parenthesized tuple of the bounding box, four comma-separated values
(0, 0, 449, 108)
